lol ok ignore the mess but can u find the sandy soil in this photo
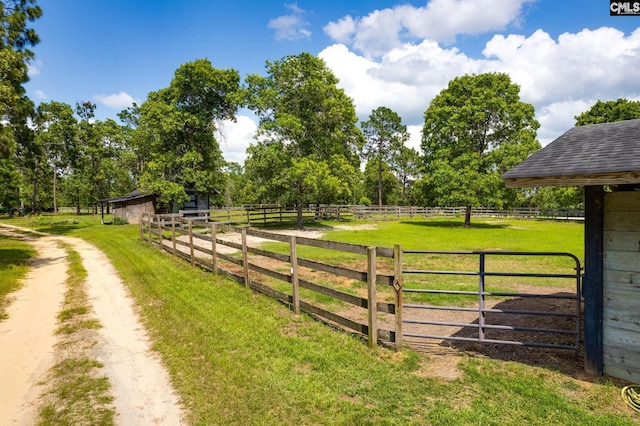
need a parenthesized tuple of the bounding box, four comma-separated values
(0, 231, 67, 425)
(0, 225, 185, 425)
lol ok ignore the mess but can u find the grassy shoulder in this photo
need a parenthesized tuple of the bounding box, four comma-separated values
(0, 232, 36, 320)
(1, 214, 637, 425)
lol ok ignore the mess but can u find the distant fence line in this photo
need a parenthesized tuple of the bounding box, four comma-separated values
(170, 205, 584, 225)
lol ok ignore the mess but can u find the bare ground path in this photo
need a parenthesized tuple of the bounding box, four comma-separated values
(0, 225, 185, 425)
(0, 231, 66, 425)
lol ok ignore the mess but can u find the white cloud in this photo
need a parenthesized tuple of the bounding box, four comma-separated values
(323, 15, 355, 44)
(321, 24, 640, 149)
(34, 89, 47, 100)
(323, 0, 535, 57)
(535, 100, 593, 146)
(94, 91, 139, 110)
(217, 115, 257, 165)
(28, 60, 42, 77)
(483, 27, 640, 104)
(406, 125, 423, 152)
(320, 41, 486, 125)
(268, 3, 311, 41)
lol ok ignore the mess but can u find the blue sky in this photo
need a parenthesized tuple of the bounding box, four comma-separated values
(26, 0, 640, 164)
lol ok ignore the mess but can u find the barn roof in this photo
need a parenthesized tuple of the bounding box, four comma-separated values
(97, 189, 153, 204)
(502, 119, 640, 188)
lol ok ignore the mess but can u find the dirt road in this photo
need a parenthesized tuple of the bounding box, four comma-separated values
(0, 225, 185, 425)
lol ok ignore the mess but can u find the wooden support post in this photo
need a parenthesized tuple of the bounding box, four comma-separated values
(367, 246, 377, 348)
(188, 220, 195, 266)
(393, 244, 403, 350)
(584, 185, 604, 376)
(241, 228, 250, 287)
(210, 222, 218, 275)
(290, 236, 300, 314)
(171, 218, 177, 255)
(147, 216, 152, 244)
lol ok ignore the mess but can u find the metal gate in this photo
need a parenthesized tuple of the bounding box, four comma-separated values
(400, 251, 582, 351)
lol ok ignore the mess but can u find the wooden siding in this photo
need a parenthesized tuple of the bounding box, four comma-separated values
(112, 196, 155, 224)
(603, 191, 640, 383)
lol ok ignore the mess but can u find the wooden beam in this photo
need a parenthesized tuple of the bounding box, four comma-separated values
(504, 171, 640, 188)
(584, 185, 604, 376)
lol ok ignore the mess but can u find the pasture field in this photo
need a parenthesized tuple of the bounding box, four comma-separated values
(1, 213, 638, 425)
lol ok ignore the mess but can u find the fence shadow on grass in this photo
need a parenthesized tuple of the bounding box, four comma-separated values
(399, 220, 509, 229)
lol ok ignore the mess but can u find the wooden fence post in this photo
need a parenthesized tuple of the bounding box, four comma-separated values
(394, 244, 403, 350)
(367, 246, 377, 348)
(290, 236, 300, 314)
(188, 220, 195, 266)
(211, 222, 217, 275)
(241, 228, 250, 287)
(139, 214, 144, 240)
(171, 218, 177, 256)
(157, 216, 164, 247)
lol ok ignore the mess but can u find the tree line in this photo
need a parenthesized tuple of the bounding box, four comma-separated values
(2, 1, 638, 226)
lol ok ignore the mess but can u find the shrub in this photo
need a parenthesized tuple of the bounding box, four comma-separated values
(112, 217, 129, 225)
(359, 196, 371, 206)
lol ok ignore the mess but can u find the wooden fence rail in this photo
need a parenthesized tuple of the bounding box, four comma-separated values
(163, 205, 584, 226)
(140, 213, 403, 348)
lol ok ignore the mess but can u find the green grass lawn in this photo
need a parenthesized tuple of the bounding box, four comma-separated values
(0, 232, 36, 320)
(1, 213, 637, 425)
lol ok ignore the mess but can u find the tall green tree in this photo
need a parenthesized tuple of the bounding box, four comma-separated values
(394, 146, 421, 206)
(0, 0, 41, 212)
(95, 118, 136, 199)
(135, 58, 240, 209)
(363, 159, 399, 206)
(574, 98, 640, 125)
(361, 106, 409, 207)
(0, 0, 41, 158)
(75, 101, 105, 213)
(244, 52, 364, 227)
(33, 101, 77, 212)
(421, 72, 540, 226)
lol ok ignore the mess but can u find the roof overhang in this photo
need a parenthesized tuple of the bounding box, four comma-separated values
(502, 119, 640, 189)
(504, 171, 640, 188)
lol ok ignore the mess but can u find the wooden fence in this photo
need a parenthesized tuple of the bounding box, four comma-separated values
(170, 205, 584, 226)
(140, 213, 404, 349)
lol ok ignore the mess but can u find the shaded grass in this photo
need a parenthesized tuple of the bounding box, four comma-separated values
(0, 233, 35, 320)
(3, 214, 638, 424)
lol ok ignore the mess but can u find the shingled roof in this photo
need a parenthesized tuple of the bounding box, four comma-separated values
(502, 119, 640, 188)
(97, 189, 152, 204)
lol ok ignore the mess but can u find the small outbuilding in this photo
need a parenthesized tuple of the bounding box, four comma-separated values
(502, 118, 640, 383)
(98, 189, 157, 225)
